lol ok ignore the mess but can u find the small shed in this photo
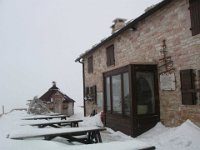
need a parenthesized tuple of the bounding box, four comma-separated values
(40, 82, 75, 116)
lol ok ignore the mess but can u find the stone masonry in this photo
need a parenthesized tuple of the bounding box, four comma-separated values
(82, 0, 200, 127)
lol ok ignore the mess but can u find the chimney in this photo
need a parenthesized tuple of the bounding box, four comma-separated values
(111, 18, 127, 34)
(52, 81, 56, 86)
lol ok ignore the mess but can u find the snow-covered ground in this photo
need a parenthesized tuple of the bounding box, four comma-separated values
(1, 106, 200, 150)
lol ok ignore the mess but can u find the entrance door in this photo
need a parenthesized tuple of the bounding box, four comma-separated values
(103, 64, 160, 137)
(132, 64, 160, 136)
(55, 100, 62, 113)
(136, 71, 155, 115)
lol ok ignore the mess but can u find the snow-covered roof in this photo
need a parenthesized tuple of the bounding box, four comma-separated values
(40, 83, 75, 103)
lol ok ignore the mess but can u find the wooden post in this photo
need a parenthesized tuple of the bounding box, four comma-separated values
(2, 105, 4, 114)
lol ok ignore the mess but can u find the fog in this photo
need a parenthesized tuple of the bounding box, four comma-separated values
(0, 0, 162, 112)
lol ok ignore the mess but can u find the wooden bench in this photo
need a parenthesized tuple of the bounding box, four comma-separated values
(9, 127, 106, 144)
(22, 119, 83, 128)
(138, 146, 156, 150)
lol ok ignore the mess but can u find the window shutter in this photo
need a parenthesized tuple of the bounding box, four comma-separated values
(199, 70, 200, 88)
(110, 46, 115, 65)
(85, 87, 89, 98)
(93, 85, 97, 103)
(106, 48, 111, 66)
(88, 56, 93, 73)
(106, 45, 115, 66)
(180, 69, 196, 105)
(189, 0, 200, 36)
(89, 85, 97, 103)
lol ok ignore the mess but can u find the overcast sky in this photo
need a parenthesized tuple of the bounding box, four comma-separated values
(0, 0, 162, 112)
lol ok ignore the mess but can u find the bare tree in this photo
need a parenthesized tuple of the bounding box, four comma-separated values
(27, 96, 52, 115)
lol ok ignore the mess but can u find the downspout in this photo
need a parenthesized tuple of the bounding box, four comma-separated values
(77, 59, 86, 116)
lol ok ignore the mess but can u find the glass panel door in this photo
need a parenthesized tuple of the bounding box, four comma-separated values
(106, 77, 111, 111)
(136, 72, 155, 115)
(112, 75, 122, 113)
(123, 73, 130, 115)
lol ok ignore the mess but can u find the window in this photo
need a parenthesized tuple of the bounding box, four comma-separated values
(106, 45, 115, 66)
(49, 103, 54, 110)
(105, 68, 130, 115)
(85, 85, 96, 102)
(180, 69, 197, 105)
(97, 92, 103, 108)
(62, 102, 68, 109)
(88, 56, 93, 73)
(189, 0, 200, 36)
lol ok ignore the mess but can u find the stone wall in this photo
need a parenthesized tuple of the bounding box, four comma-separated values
(62, 102, 74, 116)
(83, 0, 200, 127)
(49, 92, 74, 116)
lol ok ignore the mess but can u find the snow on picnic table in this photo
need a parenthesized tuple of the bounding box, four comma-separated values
(8, 126, 105, 139)
(1, 105, 200, 150)
(21, 114, 68, 120)
(20, 118, 83, 126)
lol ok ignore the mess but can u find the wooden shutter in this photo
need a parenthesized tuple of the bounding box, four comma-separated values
(199, 70, 200, 88)
(189, 0, 200, 36)
(106, 48, 111, 66)
(90, 85, 97, 103)
(88, 56, 93, 73)
(180, 69, 196, 105)
(106, 45, 115, 66)
(85, 87, 89, 98)
(93, 85, 97, 103)
(110, 46, 115, 65)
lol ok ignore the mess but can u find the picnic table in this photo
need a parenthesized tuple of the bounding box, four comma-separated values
(22, 115, 68, 120)
(9, 126, 106, 144)
(22, 119, 83, 128)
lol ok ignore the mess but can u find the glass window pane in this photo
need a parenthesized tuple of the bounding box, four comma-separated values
(97, 92, 103, 108)
(123, 73, 130, 115)
(136, 72, 155, 115)
(112, 75, 122, 113)
(106, 77, 111, 111)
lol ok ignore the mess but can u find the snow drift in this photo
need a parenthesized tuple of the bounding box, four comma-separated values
(1, 108, 200, 150)
(138, 120, 200, 150)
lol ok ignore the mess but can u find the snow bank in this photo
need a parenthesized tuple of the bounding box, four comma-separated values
(80, 113, 103, 127)
(102, 127, 133, 142)
(70, 105, 84, 119)
(0, 109, 156, 150)
(138, 120, 200, 150)
(1, 107, 200, 150)
(68, 140, 153, 150)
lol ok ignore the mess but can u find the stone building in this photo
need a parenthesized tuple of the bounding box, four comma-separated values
(40, 82, 75, 116)
(76, 0, 200, 137)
